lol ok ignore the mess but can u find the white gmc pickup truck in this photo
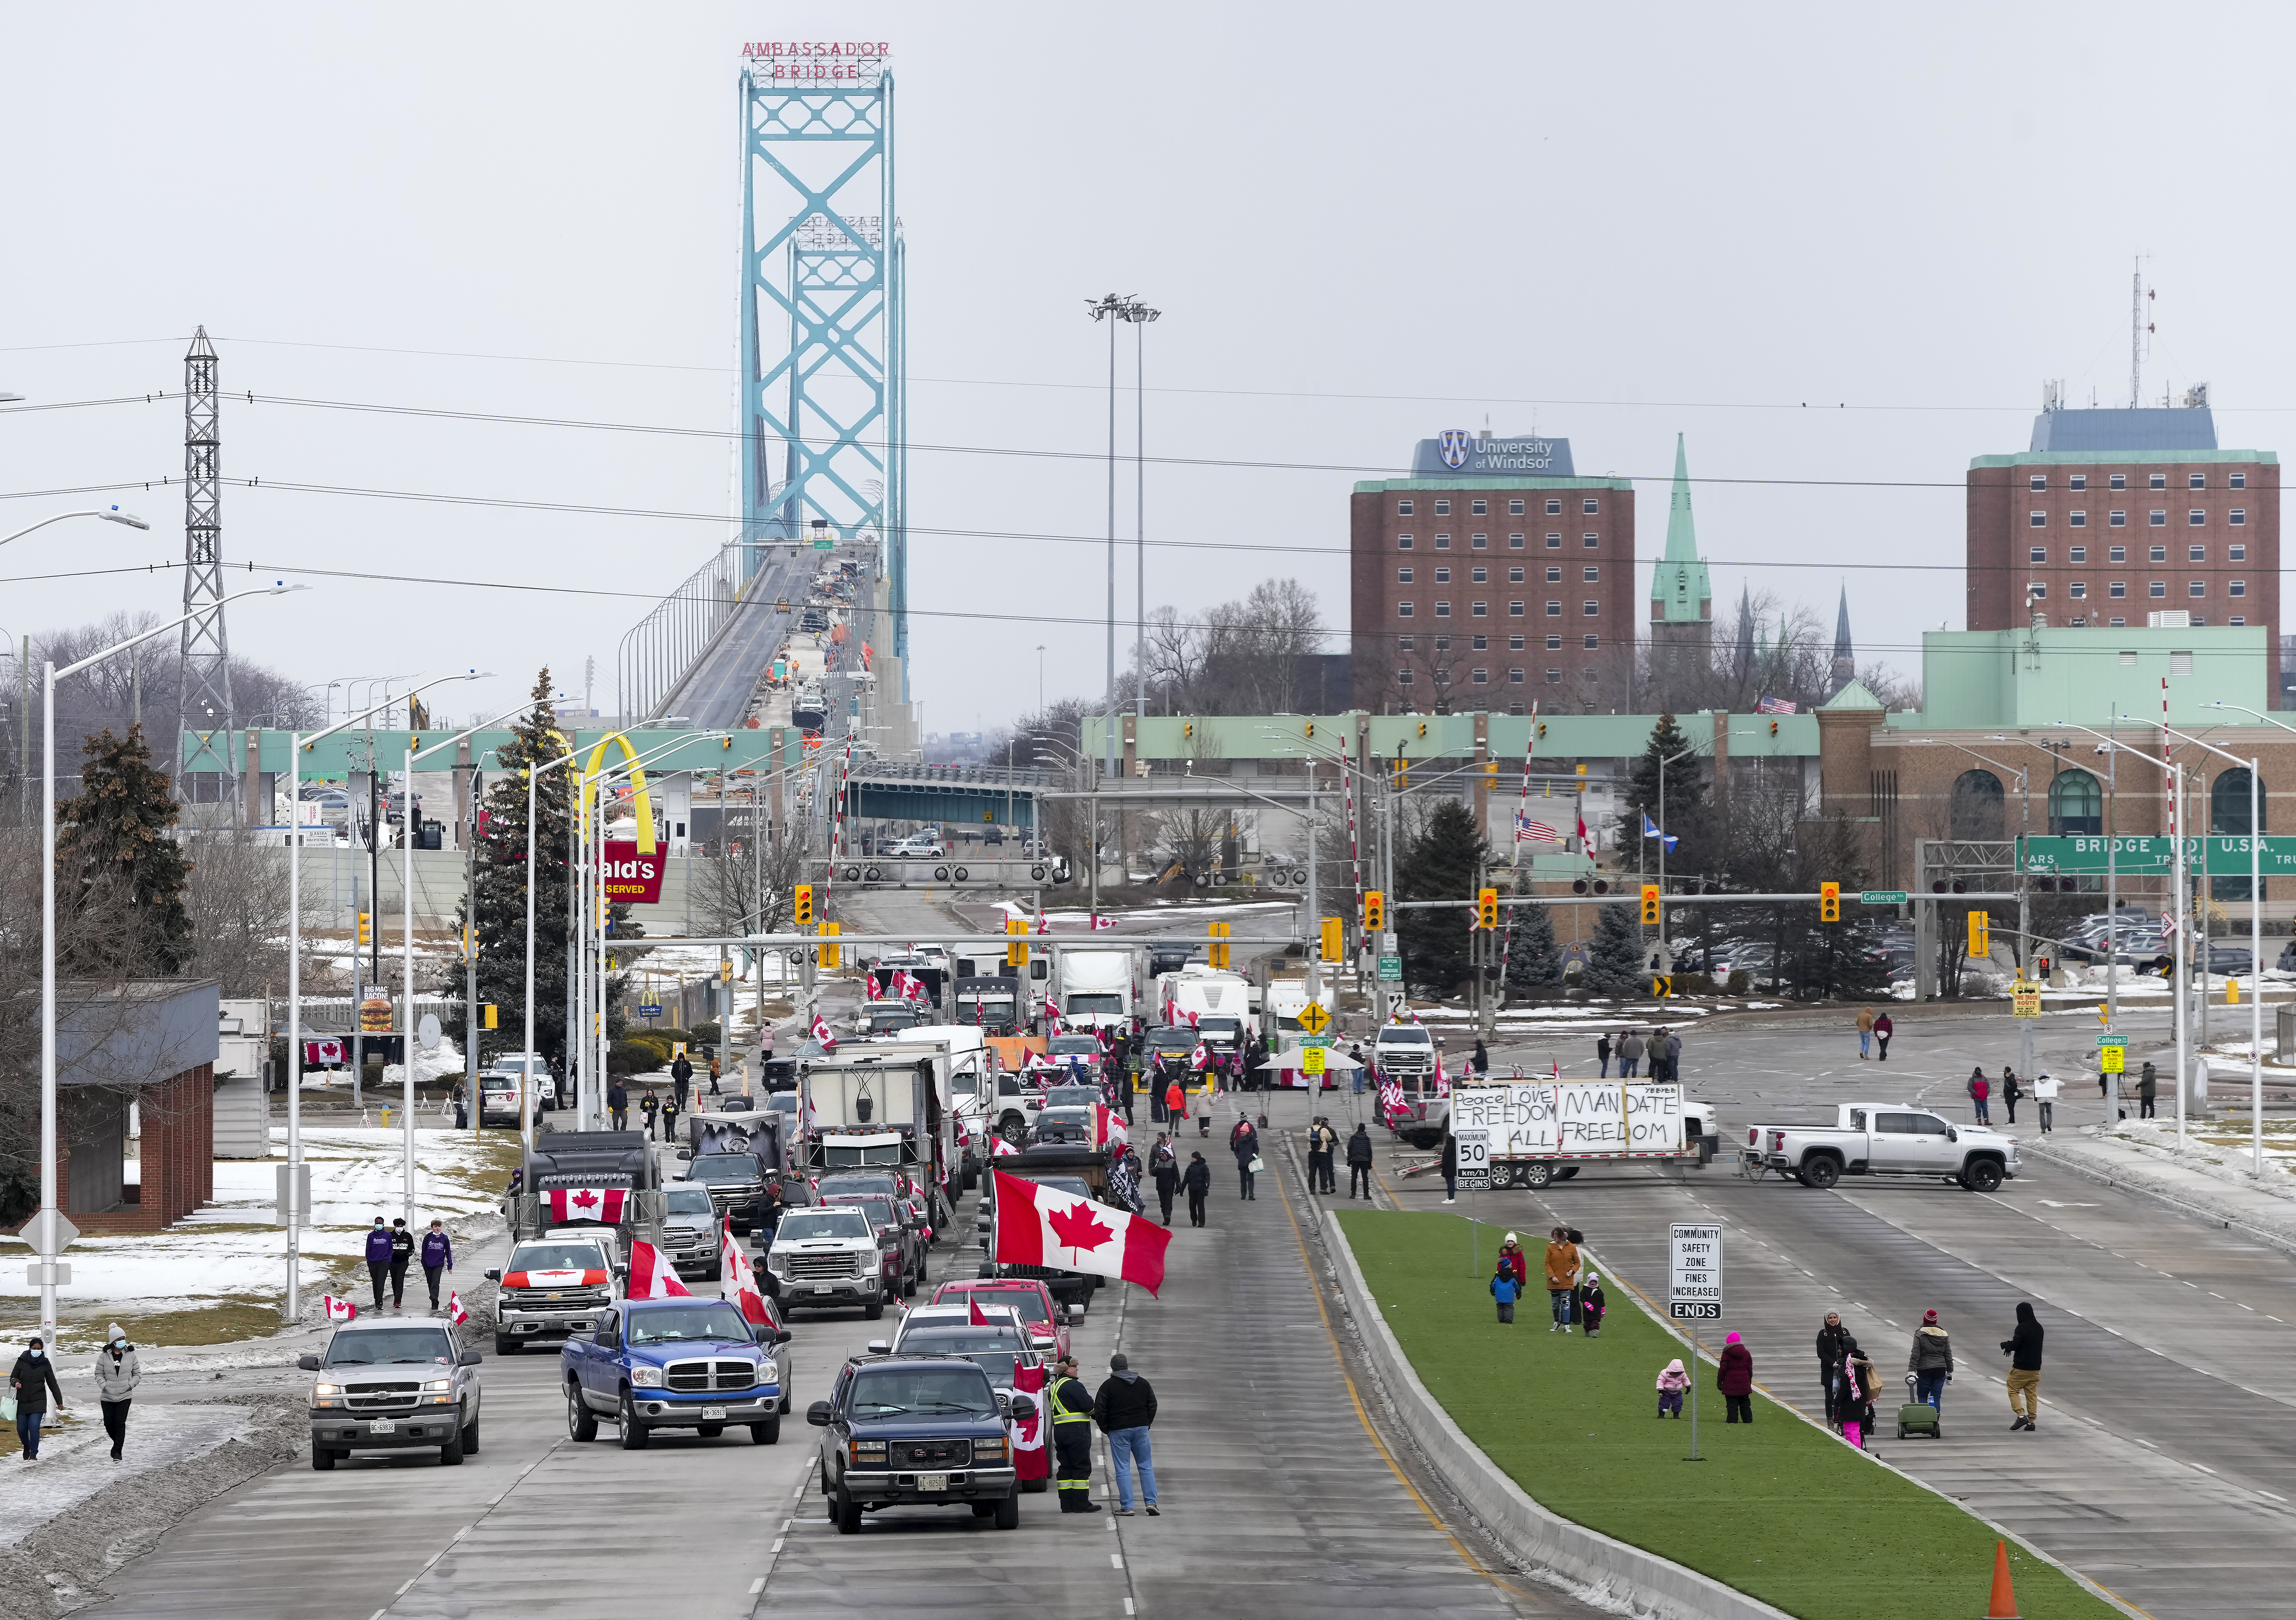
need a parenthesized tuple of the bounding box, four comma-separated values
(1741, 1103, 2021, 1192)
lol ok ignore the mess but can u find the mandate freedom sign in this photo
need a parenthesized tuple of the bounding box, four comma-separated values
(2020, 834, 2296, 878)
(1669, 1223, 1722, 1320)
(1450, 1081, 1686, 1158)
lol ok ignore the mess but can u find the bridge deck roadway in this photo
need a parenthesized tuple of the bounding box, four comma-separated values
(1345, 1007, 2296, 1620)
(656, 550, 806, 729)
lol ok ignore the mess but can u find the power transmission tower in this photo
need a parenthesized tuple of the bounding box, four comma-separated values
(177, 326, 237, 815)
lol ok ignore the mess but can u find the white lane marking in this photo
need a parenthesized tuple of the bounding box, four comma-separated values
(749, 1578, 765, 1594)
(2262, 1490, 2289, 1503)
(2193, 1463, 2218, 1474)
(771, 1539, 785, 1554)
(781, 1518, 792, 1530)
(1111, 1554, 1125, 1569)
(1126, 1603, 1136, 1616)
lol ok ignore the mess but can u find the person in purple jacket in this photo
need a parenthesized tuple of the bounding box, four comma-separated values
(364, 1216, 394, 1311)
(420, 1219, 453, 1311)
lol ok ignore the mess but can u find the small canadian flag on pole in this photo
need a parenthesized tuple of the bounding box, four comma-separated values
(810, 1012, 838, 1053)
(323, 1294, 357, 1322)
(446, 1290, 470, 1325)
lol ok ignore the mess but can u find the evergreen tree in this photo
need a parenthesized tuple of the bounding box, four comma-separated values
(1615, 713, 1711, 872)
(1581, 902, 1647, 995)
(440, 670, 638, 1065)
(1396, 797, 1489, 996)
(57, 725, 193, 975)
(1502, 890, 1562, 997)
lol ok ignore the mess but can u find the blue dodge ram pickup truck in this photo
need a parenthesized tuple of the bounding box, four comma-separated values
(563, 1297, 793, 1449)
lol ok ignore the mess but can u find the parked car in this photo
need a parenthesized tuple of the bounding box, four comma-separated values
(563, 1295, 791, 1449)
(486, 1232, 620, 1355)
(929, 1278, 1077, 1360)
(762, 1204, 888, 1319)
(1028, 1106, 1095, 1148)
(660, 1183, 725, 1281)
(301, 1317, 484, 1470)
(822, 1192, 930, 1298)
(884, 831, 947, 859)
(809, 1353, 1027, 1533)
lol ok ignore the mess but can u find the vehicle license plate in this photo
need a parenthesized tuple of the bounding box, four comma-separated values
(702, 1405, 728, 1421)
(814, 1284, 833, 1294)
(368, 1419, 397, 1433)
(917, 1472, 948, 1492)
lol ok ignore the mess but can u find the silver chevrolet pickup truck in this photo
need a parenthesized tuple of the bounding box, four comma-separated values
(1742, 1102, 2021, 1192)
(301, 1317, 484, 1469)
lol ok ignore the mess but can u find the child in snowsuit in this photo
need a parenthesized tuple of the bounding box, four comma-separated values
(1840, 1344, 1877, 1450)
(1578, 1273, 1607, 1339)
(1490, 1262, 1521, 1324)
(1656, 1358, 1688, 1418)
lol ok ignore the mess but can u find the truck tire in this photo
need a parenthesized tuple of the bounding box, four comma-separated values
(566, 1386, 598, 1442)
(496, 1334, 519, 1356)
(1022, 1477, 1049, 1494)
(310, 1441, 337, 1472)
(752, 1415, 781, 1444)
(971, 1502, 997, 1518)
(863, 1297, 885, 1320)
(836, 1487, 864, 1535)
(440, 1423, 465, 1466)
(462, 1410, 480, 1455)
(1964, 1158, 2005, 1193)
(993, 1488, 1020, 1530)
(1520, 1161, 1554, 1189)
(1802, 1156, 1842, 1190)
(1554, 1166, 1580, 1181)
(619, 1391, 651, 1450)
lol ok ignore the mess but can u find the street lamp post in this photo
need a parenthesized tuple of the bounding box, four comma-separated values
(38, 583, 297, 1344)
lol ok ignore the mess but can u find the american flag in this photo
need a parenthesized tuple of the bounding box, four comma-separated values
(1514, 812, 1560, 845)
(1757, 695, 1797, 715)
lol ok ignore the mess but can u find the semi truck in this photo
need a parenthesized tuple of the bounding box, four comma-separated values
(1153, 967, 1252, 1055)
(1053, 948, 1136, 1033)
(507, 1130, 665, 1244)
(1445, 1081, 1719, 1188)
(799, 1041, 961, 1229)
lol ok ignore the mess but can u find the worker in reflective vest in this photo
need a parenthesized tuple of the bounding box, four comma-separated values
(1048, 1354, 1100, 1514)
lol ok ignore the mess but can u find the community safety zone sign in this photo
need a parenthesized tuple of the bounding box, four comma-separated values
(1450, 1082, 1685, 1157)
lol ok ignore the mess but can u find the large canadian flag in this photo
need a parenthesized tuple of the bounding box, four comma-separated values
(626, 1238, 692, 1300)
(991, 1168, 1169, 1296)
(548, 1188, 627, 1224)
(720, 1225, 772, 1327)
(1093, 1103, 1127, 1151)
(1010, 1357, 1049, 1483)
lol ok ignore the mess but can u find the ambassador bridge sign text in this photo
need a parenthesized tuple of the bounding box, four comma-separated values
(2019, 834, 2296, 878)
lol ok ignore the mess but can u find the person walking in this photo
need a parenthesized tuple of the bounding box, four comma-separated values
(1816, 1310, 1853, 1428)
(1346, 1123, 1375, 1200)
(2139, 1060, 2158, 1119)
(2035, 1070, 2059, 1134)
(1151, 1137, 1180, 1225)
(1181, 1151, 1212, 1227)
(1655, 1357, 1688, 1419)
(2000, 1068, 2021, 1126)
(1049, 1354, 1100, 1513)
(91, 1324, 141, 1461)
(1856, 1005, 1875, 1060)
(420, 1219, 453, 1311)
(661, 1088, 683, 1145)
(388, 1217, 416, 1309)
(1094, 1353, 1159, 1515)
(9, 1336, 65, 1459)
(1596, 1032, 1612, 1079)
(1490, 1258, 1521, 1323)
(1497, 1232, 1530, 1294)
(1664, 1029, 1684, 1082)
(1718, 1332, 1755, 1423)
(450, 1080, 468, 1131)
(1440, 1130, 1457, 1204)
(2001, 1301, 2044, 1431)
(364, 1216, 394, 1311)
(1349, 1042, 1367, 1095)
(1909, 1309, 1954, 1417)
(1618, 1030, 1643, 1078)
(640, 1089, 661, 1140)
(1229, 1113, 1260, 1201)
(1578, 1271, 1607, 1337)
(669, 1052, 693, 1111)
(1471, 1037, 1489, 1079)
(708, 1057, 722, 1097)
(1873, 1010, 1894, 1061)
(1307, 1117, 1340, 1194)
(1192, 1080, 1214, 1138)
(1543, 1227, 1580, 1333)
(1967, 1067, 1992, 1124)
(1841, 1342, 1877, 1450)
(607, 1079, 629, 1132)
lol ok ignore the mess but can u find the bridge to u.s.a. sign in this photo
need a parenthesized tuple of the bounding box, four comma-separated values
(2019, 835, 2296, 876)
(1450, 1082, 1685, 1158)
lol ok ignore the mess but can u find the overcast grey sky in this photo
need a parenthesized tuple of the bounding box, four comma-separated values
(3, 3, 2289, 735)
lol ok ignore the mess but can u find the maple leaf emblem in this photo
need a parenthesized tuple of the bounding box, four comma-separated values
(1045, 1200, 1114, 1255)
(571, 1189, 601, 1213)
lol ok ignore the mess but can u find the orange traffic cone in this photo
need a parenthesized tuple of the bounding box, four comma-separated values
(1985, 1539, 2020, 1619)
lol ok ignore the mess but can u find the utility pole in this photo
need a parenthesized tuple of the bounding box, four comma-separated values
(177, 327, 237, 814)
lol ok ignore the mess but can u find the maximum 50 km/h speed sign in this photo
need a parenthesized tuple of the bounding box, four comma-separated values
(1669, 1222, 1723, 1320)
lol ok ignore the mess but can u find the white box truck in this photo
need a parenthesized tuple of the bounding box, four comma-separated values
(1054, 948, 1135, 1034)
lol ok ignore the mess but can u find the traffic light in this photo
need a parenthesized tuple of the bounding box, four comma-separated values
(820, 920, 842, 970)
(482, 1003, 498, 1030)
(1537, 720, 1548, 740)
(1005, 915, 1028, 970)
(1320, 915, 1343, 962)
(356, 911, 371, 947)
(1392, 758, 1408, 790)
(1967, 910, 1991, 958)
(793, 884, 815, 926)
(1819, 881, 1841, 923)
(1768, 718, 1779, 737)
(1640, 884, 1661, 926)
(1416, 720, 1427, 739)
(1363, 890, 1386, 931)
(1477, 887, 1500, 929)
(1304, 721, 1315, 739)
(719, 957, 734, 984)
(1483, 760, 1499, 786)
(1208, 920, 1231, 970)
(1183, 721, 1194, 738)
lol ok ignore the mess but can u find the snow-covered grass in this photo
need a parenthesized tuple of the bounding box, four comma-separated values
(0, 1125, 521, 1354)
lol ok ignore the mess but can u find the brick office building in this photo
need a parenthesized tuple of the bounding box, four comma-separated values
(1351, 431, 1635, 713)
(1968, 406, 2280, 697)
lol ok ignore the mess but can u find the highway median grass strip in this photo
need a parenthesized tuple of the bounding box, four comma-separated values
(1338, 1211, 2120, 1620)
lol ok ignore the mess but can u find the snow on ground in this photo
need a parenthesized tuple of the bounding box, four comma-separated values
(2112, 1115, 2296, 1185)
(0, 1125, 519, 1344)
(0, 1404, 257, 1532)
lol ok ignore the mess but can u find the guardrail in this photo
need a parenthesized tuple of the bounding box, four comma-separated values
(618, 544, 749, 724)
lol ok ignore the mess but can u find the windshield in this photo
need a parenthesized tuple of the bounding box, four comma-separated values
(829, 1196, 900, 1228)
(627, 1302, 752, 1345)
(1049, 1036, 1101, 1056)
(327, 1328, 454, 1367)
(664, 1187, 715, 1215)
(956, 1288, 1049, 1324)
(950, 1071, 983, 1097)
(901, 1337, 1022, 1386)
(1381, 1026, 1432, 1045)
(1045, 1087, 1100, 1108)
(1149, 1029, 1196, 1052)
(687, 1156, 760, 1182)
(508, 1243, 607, 1272)
(765, 1094, 797, 1113)
(1197, 1017, 1242, 1038)
(819, 1175, 898, 1199)
(850, 1365, 997, 1419)
(869, 1011, 917, 1031)
(1064, 994, 1123, 1016)
(778, 1210, 872, 1241)
(1038, 1109, 1092, 1129)
(821, 1142, 905, 1168)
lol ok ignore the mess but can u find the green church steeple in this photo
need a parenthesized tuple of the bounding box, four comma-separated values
(1651, 432, 1712, 627)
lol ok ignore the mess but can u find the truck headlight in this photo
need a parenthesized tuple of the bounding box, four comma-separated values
(420, 1379, 453, 1393)
(312, 1383, 343, 1397)
(973, 1437, 1008, 1461)
(757, 1359, 776, 1384)
(630, 1365, 664, 1388)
